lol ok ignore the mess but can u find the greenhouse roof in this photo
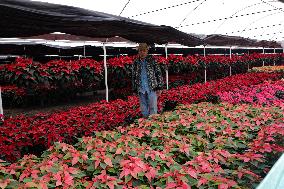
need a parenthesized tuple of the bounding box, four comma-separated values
(0, 0, 203, 46)
(0, 0, 283, 48)
(26, 0, 284, 43)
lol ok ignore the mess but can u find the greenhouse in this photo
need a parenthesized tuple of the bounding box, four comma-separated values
(0, 0, 284, 188)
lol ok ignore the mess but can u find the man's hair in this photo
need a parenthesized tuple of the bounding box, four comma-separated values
(138, 43, 149, 51)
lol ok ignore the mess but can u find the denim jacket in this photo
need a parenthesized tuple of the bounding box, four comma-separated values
(131, 56, 164, 93)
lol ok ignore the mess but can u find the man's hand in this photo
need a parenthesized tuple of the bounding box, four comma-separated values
(156, 90, 162, 97)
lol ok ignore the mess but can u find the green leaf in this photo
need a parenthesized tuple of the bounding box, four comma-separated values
(114, 133, 121, 141)
(149, 160, 158, 167)
(129, 151, 137, 156)
(186, 176, 198, 186)
(115, 185, 123, 189)
(23, 178, 32, 183)
(87, 165, 95, 172)
(167, 176, 174, 183)
(108, 168, 116, 174)
(236, 142, 247, 149)
(138, 172, 145, 177)
(50, 167, 58, 173)
(92, 181, 100, 187)
(132, 180, 144, 187)
(125, 175, 132, 183)
(74, 172, 86, 178)
(100, 162, 107, 169)
(63, 152, 71, 160)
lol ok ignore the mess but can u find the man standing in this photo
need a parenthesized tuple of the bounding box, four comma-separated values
(132, 43, 164, 118)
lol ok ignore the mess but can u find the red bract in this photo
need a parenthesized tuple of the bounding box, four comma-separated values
(158, 72, 280, 110)
(184, 55, 199, 65)
(0, 96, 141, 161)
(0, 101, 284, 188)
(3, 53, 282, 106)
(107, 56, 135, 68)
(1, 58, 103, 99)
(0, 72, 281, 162)
(1, 85, 26, 96)
(218, 80, 284, 107)
(167, 54, 185, 64)
(153, 55, 169, 65)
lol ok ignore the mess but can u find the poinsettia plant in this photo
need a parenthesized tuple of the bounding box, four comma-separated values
(2, 53, 282, 107)
(0, 102, 283, 188)
(158, 72, 281, 111)
(1, 85, 27, 107)
(0, 72, 281, 162)
(218, 80, 284, 107)
(250, 65, 284, 75)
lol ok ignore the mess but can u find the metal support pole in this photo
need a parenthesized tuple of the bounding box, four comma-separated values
(248, 49, 251, 71)
(103, 43, 109, 102)
(203, 46, 206, 83)
(165, 44, 169, 90)
(229, 47, 232, 76)
(23, 46, 26, 58)
(204, 67, 207, 83)
(0, 87, 3, 120)
(262, 47, 265, 67)
(274, 48, 276, 66)
(83, 43, 86, 58)
(59, 49, 61, 60)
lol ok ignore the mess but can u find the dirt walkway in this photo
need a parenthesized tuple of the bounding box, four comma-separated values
(4, 93, 106, 117)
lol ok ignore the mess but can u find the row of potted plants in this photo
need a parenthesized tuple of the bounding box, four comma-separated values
(218, 79, 284, 106)
(0, 72, 281, 162)
(157, 72, 281, 110)
(1, 53, 283, 107)
(0, 102, 283, 188)
(1, 53, 281, 86)
(250, 65, 284, 73)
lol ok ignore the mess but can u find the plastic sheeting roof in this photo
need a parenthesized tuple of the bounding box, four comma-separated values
(0, 0, 203, 46)
(204, 34, 282, 48)
(29, 0, 284, 43)
(25, 34, 136, 43)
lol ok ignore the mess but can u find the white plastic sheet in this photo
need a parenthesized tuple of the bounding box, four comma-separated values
(257, 154, 284, 189)
(32, 0, 284, 42)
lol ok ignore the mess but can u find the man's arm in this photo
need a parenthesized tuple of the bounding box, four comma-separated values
(131, 61, 136, 93)
(153, 61, 164, 90)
